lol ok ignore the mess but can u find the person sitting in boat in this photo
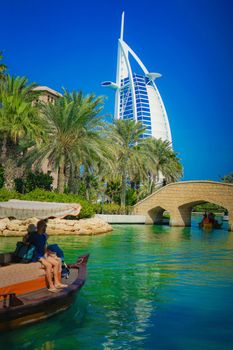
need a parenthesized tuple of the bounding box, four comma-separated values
(23, 223, 37, 244)
(201, 212, 210, 226)
(28, 220, 68, 293)
(208, 212, 222, 228)
(208, 212, 215, 224)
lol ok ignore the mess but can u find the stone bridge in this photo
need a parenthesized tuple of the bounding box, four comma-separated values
(133, 181, 233, 230)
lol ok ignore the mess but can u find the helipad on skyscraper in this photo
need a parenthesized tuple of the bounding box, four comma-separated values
(102, 12, 172, 142)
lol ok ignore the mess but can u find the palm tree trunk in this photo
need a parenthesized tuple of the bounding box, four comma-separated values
(58, 156, 65, 193)
(120, 170, 126, 210)
(67, 165, 75, 193)
(1, 133, 7, 162)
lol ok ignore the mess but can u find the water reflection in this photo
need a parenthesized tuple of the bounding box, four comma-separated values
(35, 341, 55, 350)
(0, 216, 233, 349)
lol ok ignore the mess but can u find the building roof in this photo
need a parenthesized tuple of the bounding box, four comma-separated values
(33, 86, 62, 97)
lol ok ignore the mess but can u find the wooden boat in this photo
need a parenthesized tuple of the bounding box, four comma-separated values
(0, 253, 89, 331)
(199, 222, 222, 230)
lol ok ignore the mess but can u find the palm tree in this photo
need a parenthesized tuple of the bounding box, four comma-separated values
(31, 91, 109, 193)
(0, 51, 7, 80)
(0, 75, 42, 145)
(107, 120, 183, 206)
(141, 138, 183, 196)
(0, 75, 42, 188)
(106, 119, 149, 208)
(220, 172, 233, 183)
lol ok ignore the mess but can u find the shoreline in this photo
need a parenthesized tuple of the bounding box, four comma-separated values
(0, 217, 113, 237)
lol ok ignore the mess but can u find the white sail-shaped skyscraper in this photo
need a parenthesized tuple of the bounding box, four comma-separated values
(102, 12, 172, 142)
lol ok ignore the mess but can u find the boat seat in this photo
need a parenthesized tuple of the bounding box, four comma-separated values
(0, 261, 46, 296)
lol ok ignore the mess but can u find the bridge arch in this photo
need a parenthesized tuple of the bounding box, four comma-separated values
(148, 206, 167, 224)
(133, 181, 233, 230)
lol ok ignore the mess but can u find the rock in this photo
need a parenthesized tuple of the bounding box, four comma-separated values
(6, 223, 27, 232)
(2, 229, 25, 237)
(0, 222, 8, 231)
(0, 217, 112, 237)
(0, 218, 10, 223)
(23, 217, 38, 225)
(10, 219, 26, 226)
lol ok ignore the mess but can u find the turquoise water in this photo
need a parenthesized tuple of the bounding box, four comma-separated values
(0, 216, 233, 349)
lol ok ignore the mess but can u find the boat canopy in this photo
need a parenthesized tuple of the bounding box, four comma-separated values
(0, 200, 81, 220)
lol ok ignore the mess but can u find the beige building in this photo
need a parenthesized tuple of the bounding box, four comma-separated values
(33, 85, 62, 104)
(33, 86, 62, 189)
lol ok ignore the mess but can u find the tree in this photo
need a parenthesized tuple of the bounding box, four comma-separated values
(0, 51, 7, 80)
(143, 138, 183, 194)
(107, 120, 183, 207)
(30, 91, 109, 193)
(14, 171, 53, 193)
(220, 172, 233, 183)
(0, 75, 42, 189)
(107, 119, 149, 208)
(0, 75, 42, 151)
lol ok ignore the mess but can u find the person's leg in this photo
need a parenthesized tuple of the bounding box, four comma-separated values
(47, 256, 68, 288)
(39, 258, 56, 290)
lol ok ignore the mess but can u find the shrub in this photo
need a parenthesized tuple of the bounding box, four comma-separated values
(14, 178, 25, 193)
(0, 188, 21, 202)
(193, 203, 225, 213)
(126, 188, 137, 206)
(78, 202, 95, 219)
(23, 188, 59, 202)
(14, 171, 53, 193)
(92, 203, 102, 214)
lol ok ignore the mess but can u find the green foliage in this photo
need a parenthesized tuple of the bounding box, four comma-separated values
(78, 204, 95, 219)
(0, 51, 7, 79)
(220, 172, 233, 183)
(22, 188, 95, 218)
(0, 70, 183, 201)
(0, 188, 21, 201)
(106, 120, 183, 208)
(0, 164, 4, 188)
(30, 91, 107, 193)
(107, 119, 148, 207)
(126, 188, 137, 206)
(105, 181, 121, 204)
(14, 171, 53, 193)
(14, 178, 24, 193)
(0, 188, 95, 218)
(193, 202, 225, 213)
(0, 75, 42, 144)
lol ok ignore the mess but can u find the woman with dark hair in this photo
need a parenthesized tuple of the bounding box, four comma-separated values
(28, 220, 67, 293)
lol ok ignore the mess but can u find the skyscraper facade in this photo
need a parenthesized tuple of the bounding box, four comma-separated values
(102, 12, 172, 142)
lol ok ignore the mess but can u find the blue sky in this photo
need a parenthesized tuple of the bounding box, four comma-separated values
(1, 0, 233, 181)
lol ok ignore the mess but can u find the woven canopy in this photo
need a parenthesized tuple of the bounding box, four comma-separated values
(0, 200, 81, 220)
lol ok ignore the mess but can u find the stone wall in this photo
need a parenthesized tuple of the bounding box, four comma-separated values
(0, 217, 112, 237)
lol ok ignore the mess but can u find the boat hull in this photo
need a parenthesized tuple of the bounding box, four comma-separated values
(199, 222, 222, 230)
(0, 293, 74, 330)
(0, 254, 89, 331)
